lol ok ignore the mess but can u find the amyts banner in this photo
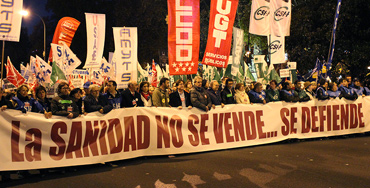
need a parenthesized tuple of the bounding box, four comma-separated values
(48, 17, 80, 62)
(113, 27, 138, 89)
(167, 0, 200, 75)
(1, 98, 370, 171)
(84, 13, 105, 69)
(0, 0, 23, 42)
(202, 0, 239, 68)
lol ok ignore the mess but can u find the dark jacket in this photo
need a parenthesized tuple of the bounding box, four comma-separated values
(32, 98, 51, 113)
(266, 89, 280, 102)
(316, 87, 330, 100)
(248, 90, 269, 104)
(295, 88, 311, 102)
(338, 85, 357, 100)
(207, 88, 222, 105)
(280, 89, 300, 102)
(51, 95, 79, 118)
(121, 88, 144, 107)
(12, 95, 36, 113)
(190, 86, 212, 111)
(84, 94, 113, 114)
(221, 87, 236, 104)
(0, 96, 12, 108)
(103, 91, 123, 109)
(169, 90, 192, 107)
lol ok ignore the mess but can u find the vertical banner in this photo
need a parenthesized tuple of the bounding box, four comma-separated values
(84, 13, 105, 69)
(167, 0, 200, 75)
(0, 0, 23, 42)
(270, 0, 291, 37)
(327, 0, 342, 71)
(113, 27, 138, 89)
(268, 35, 285, 64)
(202, 0, 239, 68)
(48, 17, 80, 62)
(249, 0, 270, 36)
(231, 27, 244, 76)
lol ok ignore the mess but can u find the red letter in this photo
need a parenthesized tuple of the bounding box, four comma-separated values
(83, 121, 100, 157)
(98, 120, 108, 155)
(340, 104, 349, 130)
(11, 121, 24, 162)
(124, 116, 137, 152)
(213, 113, 224, 143)
(318, 106, 326, 132)
(280, 108, 289, 136)
(157, 116, 170, 148)
(169, 115, 183, 148)
(301, 107, 311, 133)
(137, 115, 150, 150)
(244, 111, 257, 140)
(333, 105, 340, 131)
(327, 105, 332, 131)
(224, 112, 234, 143)
(107, 118, 123, 154)
(358, 103, 364, 128)
(290, 107, 298, 134)
(349, 104, 358, 129)
(232, 112, 245, 141)
(66, 122, 83, 159)
(311, 106, 318, 132)
(188, 114, 200, 146)
(25, 129, 42, 162)
(200, 114, 210, 145)
(49, 122, 67, 161)
(256, 111, 266, 139)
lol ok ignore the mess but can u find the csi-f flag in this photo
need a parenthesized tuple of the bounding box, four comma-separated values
(270, 0, 291, 36)
(268, 35, 285, 64)
(249, 0, 270, 36)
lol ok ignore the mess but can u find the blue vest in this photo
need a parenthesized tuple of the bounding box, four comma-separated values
(364, 87, 370, 96)
(327, 90, 341, 98)
(339, 85, 354, 95)
(352, 87, 364, 96)
(249, 90, 266, 100)
(12, 97, 35, 112)
(103, 92, 122, 109)
(34, 100, 49, 112)
(281, 89, 295, 97)
(316, 87, 328, 97)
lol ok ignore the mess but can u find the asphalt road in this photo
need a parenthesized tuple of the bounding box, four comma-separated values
(2, 134, 370, 188)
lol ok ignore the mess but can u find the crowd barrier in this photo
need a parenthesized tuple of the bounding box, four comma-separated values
(1, 97, 370, 171)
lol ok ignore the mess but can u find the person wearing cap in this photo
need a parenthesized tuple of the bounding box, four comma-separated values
(221, 78, 236, 104)
(152, 77, 170, 107)
(103, 80, 123, 109)
(316, 79, 330, 100)
(248, 82, 269, 104)
(84, 84, 113, 114)
(280, 81, 300, 102)
(266, 80, 280, 102)
(191, 76, 212, 111)
(294, 80, 310, 102)
(51, 82, 79, 119)
(121, 81, 144, 107)
(327, 82, 341, 98)
(32, 86, 52, 118)
(351, 78, 365, 97)
(303, 81, 315, 100)
(11, 84, 36, 113)
(338, 78, 357, 100)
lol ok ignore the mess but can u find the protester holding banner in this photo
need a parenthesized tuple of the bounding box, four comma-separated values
(104, 80, 122, 109)
(351, 78, 365, 97)
(316, 79, 330, 101)
(328, 82, 341, 98)
(207, 80, 224, 108)
(266, 80, 281, 102)
(338, 78, 358, 100)
(221, 78, 236, 104)
(169, 79, 192, 109)
(190, 76, 212, 112)
(11, 84, 36, 113)
(51, 82, 79, 119)
(235, 83, 250, 104)
(0, 88, 11, 111)
(32, 86, 52, 118)
(294, 81, 311, 102)
(70, 88, 84, 115)
(152, 78, 170, 107)
(84, 84, 112, 114)
(248, 83, 268, 104)
(304, 81, 315, 100)
(139, 81, 152, 107)
(280, 81, 300, 103)
(121, 81, 144, 108)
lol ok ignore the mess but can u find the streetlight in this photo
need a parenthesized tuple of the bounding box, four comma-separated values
(20, 10, 46, 62)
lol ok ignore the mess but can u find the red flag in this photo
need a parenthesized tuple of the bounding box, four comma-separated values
(151, 59, 158, 87)
(202, 0, 239, 68)
(6, 57, 26, 87)
(168, 0, 200, 75)
(48, 17, 80, 62)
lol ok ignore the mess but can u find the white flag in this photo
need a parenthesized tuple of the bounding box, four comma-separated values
(63, 43, 82, 74)
(84, 13, 105, 68)
(100, 57, 116, 80)
(249, 0, 270, 36)
(270, 0, 291, 36)
(231, 27, 244, 76)
(20, 64, 26, 77)
(268, 35, 285, 64)
(36, 55, 52, 84)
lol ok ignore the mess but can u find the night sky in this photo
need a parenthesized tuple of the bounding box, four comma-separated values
(22, 0, 50, 35)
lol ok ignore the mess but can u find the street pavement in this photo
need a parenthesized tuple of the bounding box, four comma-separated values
(2, 134, 370, 188)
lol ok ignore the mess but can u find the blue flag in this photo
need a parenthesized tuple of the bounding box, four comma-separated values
(327, 0, 342, 71)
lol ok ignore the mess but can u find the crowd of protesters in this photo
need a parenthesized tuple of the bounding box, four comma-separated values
(0, 74, 369, 118)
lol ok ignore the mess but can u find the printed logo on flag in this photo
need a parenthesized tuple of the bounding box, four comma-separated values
(274, 6, 290, 21)
(254, 6, 270, 20)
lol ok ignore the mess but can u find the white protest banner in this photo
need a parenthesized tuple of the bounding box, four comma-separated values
(72, 69, 89, 83)
(269, 35, 285, 64)
(113, 27, 138, 89)
(0, 0, 23, 42)
(63, 43, 82, 74)
(249, 0, 270, 36)
(84, 13, 105, 69)
(270, 0, 291, 36)
(231, 27, 244, 77)
(288, 62, 297, 70)
(280, 68, 290, 78)
(1, 98, 369, 171)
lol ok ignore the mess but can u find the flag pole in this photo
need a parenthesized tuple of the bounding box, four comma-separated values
(1, 41, 5, 87)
